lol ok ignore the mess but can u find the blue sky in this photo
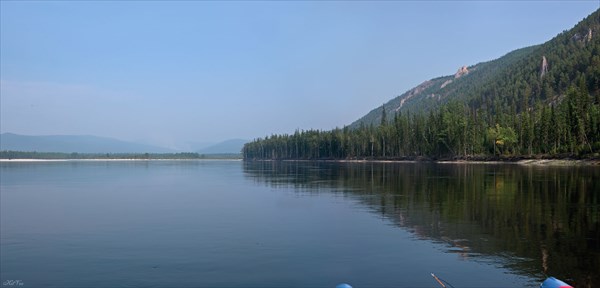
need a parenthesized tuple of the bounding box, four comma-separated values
(1, 1, 598, 150)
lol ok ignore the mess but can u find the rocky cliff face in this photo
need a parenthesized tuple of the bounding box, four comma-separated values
(441, 66, 471, 88)
(540, 56, 548, 78)
(571, 27, 594, 44)
(440, 79, 453, 89)
(454, 66, 469, 78)
(398, 80, 434, 109)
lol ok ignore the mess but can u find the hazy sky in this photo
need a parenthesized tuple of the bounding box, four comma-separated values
(1, 1, 598, 150)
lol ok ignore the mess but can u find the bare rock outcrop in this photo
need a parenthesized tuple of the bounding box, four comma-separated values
(571, 28, 593, 44)
(399, 80, 433, 108)
(454, 66, 469, 79)
(440, 79, 453, 89)
(540, 56, 548, 78)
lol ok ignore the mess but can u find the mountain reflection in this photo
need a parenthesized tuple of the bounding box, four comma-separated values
(243, 161, 600, 288)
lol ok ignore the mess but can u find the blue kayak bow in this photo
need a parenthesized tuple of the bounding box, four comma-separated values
(335, 275, 574, 287)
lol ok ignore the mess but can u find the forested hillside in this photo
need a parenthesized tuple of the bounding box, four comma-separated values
(244, 9, 600, 160)
(353, 9, 600, 128)
(350, 45, 539, 128)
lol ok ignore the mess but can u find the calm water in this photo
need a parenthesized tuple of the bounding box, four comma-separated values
(0, 160, 598, 288)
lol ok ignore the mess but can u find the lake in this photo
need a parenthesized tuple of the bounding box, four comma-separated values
(1, 160, 598, 288)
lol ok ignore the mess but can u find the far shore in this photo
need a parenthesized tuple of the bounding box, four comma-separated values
(0, 158, 242, 162)
(2, 157, 598, 166)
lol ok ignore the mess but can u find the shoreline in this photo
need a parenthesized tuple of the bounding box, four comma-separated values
(1, 158, 598, 166)
(0, 158, 243, 162)
(246, 157, 600, 166)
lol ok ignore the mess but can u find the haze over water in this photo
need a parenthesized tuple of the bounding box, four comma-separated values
(1, 160, 598, 287)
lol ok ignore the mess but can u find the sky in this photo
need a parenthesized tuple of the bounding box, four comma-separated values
(1, 1, 598, 150)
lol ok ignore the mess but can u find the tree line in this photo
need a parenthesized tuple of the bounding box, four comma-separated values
(243, 81, 600, 160)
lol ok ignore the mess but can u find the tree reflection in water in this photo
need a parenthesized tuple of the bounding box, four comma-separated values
(243, 161, 599, 288)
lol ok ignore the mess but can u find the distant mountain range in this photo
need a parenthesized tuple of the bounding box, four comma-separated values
(0, 133, 247, 154)
(0, 133, 175, 153)
(196, 139, 247, 154)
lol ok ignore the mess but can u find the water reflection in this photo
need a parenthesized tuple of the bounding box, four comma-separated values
(243, 161, 600, 287)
